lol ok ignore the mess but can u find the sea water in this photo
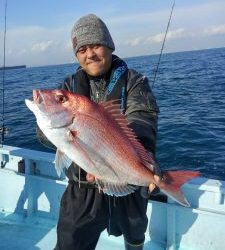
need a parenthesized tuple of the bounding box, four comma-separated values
(1, 47, 225, 180)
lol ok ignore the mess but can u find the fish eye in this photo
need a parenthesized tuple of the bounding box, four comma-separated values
(56, 94, 67, 103)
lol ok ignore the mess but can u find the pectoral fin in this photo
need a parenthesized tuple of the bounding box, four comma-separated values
(55, 149, 73, 176)
(96, 179, 138, 196)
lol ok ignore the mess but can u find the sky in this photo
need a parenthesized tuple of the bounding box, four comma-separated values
(0, 0, 225, 67)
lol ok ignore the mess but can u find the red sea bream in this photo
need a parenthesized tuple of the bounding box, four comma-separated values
(25, 89, 200, 206)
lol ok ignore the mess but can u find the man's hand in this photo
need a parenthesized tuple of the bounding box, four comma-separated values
(149, 174, 161, 192)
(86, 173, 95, 183)
(140, 173, 162, 199)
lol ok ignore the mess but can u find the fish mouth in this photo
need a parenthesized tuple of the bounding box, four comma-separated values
(33, 90, 44, 104)
(32, 89, 74, 129)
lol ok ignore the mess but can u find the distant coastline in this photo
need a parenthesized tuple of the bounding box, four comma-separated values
(0, 65, 26, 70)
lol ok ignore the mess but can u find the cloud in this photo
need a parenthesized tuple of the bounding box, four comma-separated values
(0, 24, 73, 66)
(31, 40, 54, 52)
(107, 1, 225, 29)
(130, 37, 143, 47)
(17, 49, 27, 55)
(114, 1, 225, 52)
(119, 22, 225, 49)
(203, 24, 225, 35)
(122, 28, 188, 47)
(148, 28, 187, 44)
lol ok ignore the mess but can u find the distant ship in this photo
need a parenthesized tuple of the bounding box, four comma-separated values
(0, 65, 26, 70)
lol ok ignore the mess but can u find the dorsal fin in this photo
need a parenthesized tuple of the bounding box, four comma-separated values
(99, 100, 155, 168)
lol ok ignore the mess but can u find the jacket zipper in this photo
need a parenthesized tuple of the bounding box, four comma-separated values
(93, 79, 105, 103)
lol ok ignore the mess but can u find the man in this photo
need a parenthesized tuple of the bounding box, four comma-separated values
(38, 14, 161, 250)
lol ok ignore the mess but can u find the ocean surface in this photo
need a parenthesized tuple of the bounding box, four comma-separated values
(1, 47, 225, 181)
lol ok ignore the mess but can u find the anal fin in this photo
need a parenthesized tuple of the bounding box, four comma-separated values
(55, 149, 73, 176)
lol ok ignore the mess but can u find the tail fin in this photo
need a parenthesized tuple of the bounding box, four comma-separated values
(159, 171, 200, 207)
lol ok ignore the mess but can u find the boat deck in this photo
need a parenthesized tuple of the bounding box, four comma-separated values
(0, 214, 163, 250)
(0, 223, 119, 250)
(0, 145, 225, 250)
(0, 221, 57, 250)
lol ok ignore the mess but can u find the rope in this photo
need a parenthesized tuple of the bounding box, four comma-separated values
(151, 0, 176, 89)
(0, 0, 8, 147)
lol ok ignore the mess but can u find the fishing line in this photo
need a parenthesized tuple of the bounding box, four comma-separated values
(0, 0, 9, 147)
(151, 0, 176, 89)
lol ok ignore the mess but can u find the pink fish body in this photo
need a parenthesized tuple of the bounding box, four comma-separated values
(25, 89, 200, 206)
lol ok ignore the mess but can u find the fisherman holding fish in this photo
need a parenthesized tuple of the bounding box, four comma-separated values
(27, 14, 198, 250)
(50, 14, 157, 250)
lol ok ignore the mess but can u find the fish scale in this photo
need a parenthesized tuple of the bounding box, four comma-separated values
(73, 111, 147, 184)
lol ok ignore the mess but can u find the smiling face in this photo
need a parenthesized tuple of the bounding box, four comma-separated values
(76, 44, 112, 76)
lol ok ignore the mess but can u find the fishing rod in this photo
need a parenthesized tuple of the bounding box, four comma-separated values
(151, 0, 176, 89)
(0, 0, 9, 148)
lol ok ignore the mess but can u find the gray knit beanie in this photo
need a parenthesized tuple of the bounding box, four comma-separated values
(71, 14, 115, 54)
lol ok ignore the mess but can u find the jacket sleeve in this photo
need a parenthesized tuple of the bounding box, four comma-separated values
(125, 69, 159, 155)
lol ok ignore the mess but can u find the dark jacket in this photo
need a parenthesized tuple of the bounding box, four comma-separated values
(37, 55, 159, 181)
